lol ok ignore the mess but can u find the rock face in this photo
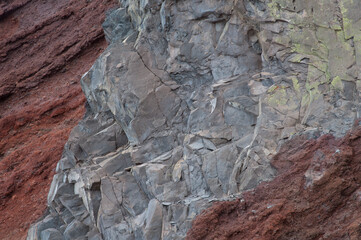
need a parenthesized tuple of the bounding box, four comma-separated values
(28, 0, 361, 239)
(187, 126, 361, 240)
(0, 0, 115, 239)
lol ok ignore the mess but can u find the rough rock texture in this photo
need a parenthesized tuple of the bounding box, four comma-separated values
(187, 125, 361, 240)
(28, 0, 361, 239)
(0, 0, 116, 239)
(0, 0, 113, 100)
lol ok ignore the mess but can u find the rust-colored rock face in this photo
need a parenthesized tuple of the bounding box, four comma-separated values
(187, 125, 361, 240)
(0, 0, 116, 239)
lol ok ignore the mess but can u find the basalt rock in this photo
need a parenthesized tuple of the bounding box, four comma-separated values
(28, 0, 361, 239)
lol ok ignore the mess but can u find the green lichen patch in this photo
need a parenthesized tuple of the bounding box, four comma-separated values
(266, 86, 288, 106)
(331, 76, 343, 90)
(291, 76, 300, 93)
(339, 0, 361, 40)
(264, 0, 360, 118)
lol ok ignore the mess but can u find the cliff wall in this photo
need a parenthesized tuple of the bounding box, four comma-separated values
(27, 0, 361, 239)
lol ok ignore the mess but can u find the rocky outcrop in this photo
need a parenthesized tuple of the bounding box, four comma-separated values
(28, 0, 361, 239)
(0, 0, 116, 239)
(187, 125, 361, 240)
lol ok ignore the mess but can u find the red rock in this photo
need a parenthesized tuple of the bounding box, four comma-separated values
(0, 0, 116, 239)
(187, 127, 361, 240)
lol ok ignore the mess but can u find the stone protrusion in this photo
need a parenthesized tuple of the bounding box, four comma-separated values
(28, 0, 361, 239)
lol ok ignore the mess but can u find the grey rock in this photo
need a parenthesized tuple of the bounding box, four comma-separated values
(144, 199, 163, 240)
(59, 194, 88, 219)
(27, 215, 64, 240)
(79, 123, 119, 157)
(103, 222, 134, 240)
(102, 8, 135, 43)
(40, 228, 64, 240)
(63, 220, 89, 240)
(202, 143, 239, 197)
(120, 173, 149, 216)
(56, 157, 74, 172)
(98, 150, 132, 175)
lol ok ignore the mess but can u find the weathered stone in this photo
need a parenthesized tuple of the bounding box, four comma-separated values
(56, 158, 74, 172)
(131, 135, 176, 164)
(144, 199, 163, 240)
(27, 215, 64, 240)
(119, 173, 149, 216)
(40, 228, 64, 240)
(48, 174, 65, 205)
(79, 123, 119, 157)
(102, 8, 134, 43)
(63, 220, 89, 240)
(59, 194, 88, 220)
(98, 151, 132, 175)
(30, 0, 361, 239)
(202, 144, 239, 197)
(103, 222, 134, 240)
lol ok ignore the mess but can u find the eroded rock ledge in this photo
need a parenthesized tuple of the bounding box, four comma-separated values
(28, 0, 361, 239)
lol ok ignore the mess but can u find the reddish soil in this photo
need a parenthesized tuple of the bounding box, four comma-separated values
(0, 0, 116, 239)
(187, 124, 361, 240)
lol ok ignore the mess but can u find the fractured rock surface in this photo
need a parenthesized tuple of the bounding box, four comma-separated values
(0, 0, 116, 239)
(28, 0, 361, 239)
(187, 126, 361, 240)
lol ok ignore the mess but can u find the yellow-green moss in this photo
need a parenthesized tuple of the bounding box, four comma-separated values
(291, 77, 300, 93)
(331, 76, 343, 90)
(266, 86, 288, 107)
